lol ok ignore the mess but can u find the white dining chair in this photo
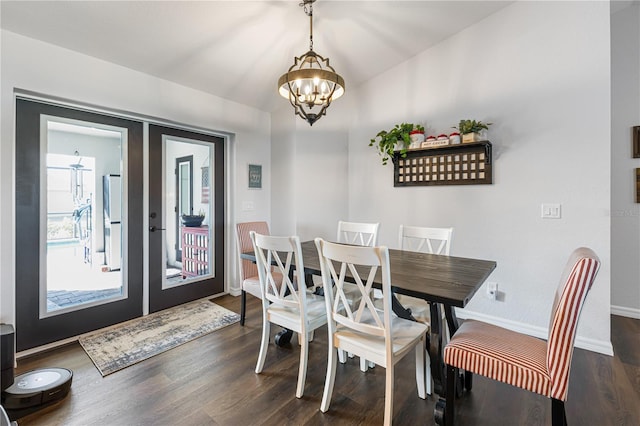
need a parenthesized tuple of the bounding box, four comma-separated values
(250, 231, 327, 398)
(336, 220, 380, 371)
(315, 238, 428, 425)
(336, 220, 379, 246)
(396, 225, 453, 324)
(396, 225, 453, 395)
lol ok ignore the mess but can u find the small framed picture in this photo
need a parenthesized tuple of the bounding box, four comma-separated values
(636, 168, 640, 203)
(634, 126, 640, 158)
(248, 164, 262, 189)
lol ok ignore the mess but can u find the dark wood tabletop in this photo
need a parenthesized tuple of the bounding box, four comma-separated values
(244, 240, 496, 308)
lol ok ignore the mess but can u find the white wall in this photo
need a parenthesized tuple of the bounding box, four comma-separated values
(0, 30, 271, 324)
(271, 93, 350, 242)
(611, 1, 640, 319)
(347, 1, 612, 353)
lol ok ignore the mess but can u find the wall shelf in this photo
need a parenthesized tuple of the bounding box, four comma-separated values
(393, 141, 493, 187)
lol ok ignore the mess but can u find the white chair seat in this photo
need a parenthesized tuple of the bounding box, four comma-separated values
(243, 272, 283, 299)
(335, 316, 428, 366)
(268, 293, 327, 332)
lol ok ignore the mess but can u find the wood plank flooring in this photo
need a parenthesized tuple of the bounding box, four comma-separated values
(8, 295, 640, 425)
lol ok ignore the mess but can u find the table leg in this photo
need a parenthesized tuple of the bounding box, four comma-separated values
(429, 302, 445, 396)
(443, 305, 472, 392)
(391, 294, 416, 321)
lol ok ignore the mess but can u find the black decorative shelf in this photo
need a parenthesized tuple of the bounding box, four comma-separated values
(393, 141, 492, 187)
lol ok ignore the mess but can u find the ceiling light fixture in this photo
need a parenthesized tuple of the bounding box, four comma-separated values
(278, 0, 345, 126)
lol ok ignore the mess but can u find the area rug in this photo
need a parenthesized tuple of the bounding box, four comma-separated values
(79, 299, 239, 376)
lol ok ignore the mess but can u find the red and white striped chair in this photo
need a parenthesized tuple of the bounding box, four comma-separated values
(235, 221, 282, 325)
(437, 247, 600, 426)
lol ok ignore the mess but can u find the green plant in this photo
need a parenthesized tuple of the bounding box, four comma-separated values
(454, 119, 492, 135)
(369, 123, 423, 165)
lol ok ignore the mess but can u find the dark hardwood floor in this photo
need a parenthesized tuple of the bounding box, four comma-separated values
(8, 295, 640, 425)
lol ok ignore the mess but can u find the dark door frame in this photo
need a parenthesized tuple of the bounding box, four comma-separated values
(15, 98, 144, 351)
(148, 125, 225, 313)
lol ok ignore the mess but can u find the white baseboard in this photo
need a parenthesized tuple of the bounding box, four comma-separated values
(455, 309, 614, 356)
(611, 305, 640, 319)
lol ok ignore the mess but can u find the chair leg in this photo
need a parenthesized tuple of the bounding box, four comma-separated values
(296, 329, 309, 398)
(240, 290, 247, 326)
(320, 346, 338, 412)
(445, 364, 457, 426)
(415, 342, 426, 399)
(338, 349, 346, 364)
(255, 316, 270, 374)
(384, 361, 394, 426)
(551, 398, 567, 426)
(360, 357, 368, 372)
(424, 341, 432, 396)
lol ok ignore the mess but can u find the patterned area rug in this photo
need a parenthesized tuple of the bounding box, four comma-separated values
(79, 299, 239, 376)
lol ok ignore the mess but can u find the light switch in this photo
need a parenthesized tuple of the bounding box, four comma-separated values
(541, 203, 561, 219)
(242, 201, 255, 211)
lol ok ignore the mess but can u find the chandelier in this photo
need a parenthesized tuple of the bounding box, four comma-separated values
(277, 0, 345, 126)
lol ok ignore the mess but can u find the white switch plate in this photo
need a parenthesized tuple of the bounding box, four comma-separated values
(541, 203, 561, 219)
(242, 201, 255, 211)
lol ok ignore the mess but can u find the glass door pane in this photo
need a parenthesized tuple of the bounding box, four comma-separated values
(163, 138, 213, 288)
(43, 119, 126, 316)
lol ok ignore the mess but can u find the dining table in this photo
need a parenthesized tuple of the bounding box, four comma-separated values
(241, 239, 497, 398)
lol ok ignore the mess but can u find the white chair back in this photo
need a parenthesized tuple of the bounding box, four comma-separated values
(398, 225, 453, 255)
(337, 221, 380, 247)
(250, 231, 306, 316)
(317, 238, 393, 340)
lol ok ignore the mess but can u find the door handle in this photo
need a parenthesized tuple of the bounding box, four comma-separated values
(149, 226, 166, 232)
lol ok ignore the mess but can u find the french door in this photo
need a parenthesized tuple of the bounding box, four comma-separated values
(15, 98, 144, 351)
(148, 125, 225, 313)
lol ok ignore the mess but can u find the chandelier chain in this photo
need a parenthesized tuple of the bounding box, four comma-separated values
(301, 0, 314, 51)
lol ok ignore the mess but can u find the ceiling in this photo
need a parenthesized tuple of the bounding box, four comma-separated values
(1, 1, 512, 113)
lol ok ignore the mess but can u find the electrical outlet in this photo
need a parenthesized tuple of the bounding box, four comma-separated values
(486, 282, 498, 300)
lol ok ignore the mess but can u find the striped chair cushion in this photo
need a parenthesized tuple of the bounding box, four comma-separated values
(444, 320, 551, 397)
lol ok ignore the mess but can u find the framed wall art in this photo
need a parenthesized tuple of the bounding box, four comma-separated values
(634, 126, 640, 158)
(248, 164, 262, 189)
(636, 168, 640, 203)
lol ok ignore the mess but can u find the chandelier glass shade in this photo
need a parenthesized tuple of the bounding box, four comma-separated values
(277, 0, 345, 126)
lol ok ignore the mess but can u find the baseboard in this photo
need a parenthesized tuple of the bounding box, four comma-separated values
(611, 305, 640, 319)
(455, 309, 614, 356)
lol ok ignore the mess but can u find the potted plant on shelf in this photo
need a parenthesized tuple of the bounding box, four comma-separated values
(182, 209, 205, 227)
(409, 124, 425, 148)
(369, 123, 423, 165)
(454, 119, 492, 143)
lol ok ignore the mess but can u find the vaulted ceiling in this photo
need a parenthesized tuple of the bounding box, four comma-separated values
(1, 1, 512, 112)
